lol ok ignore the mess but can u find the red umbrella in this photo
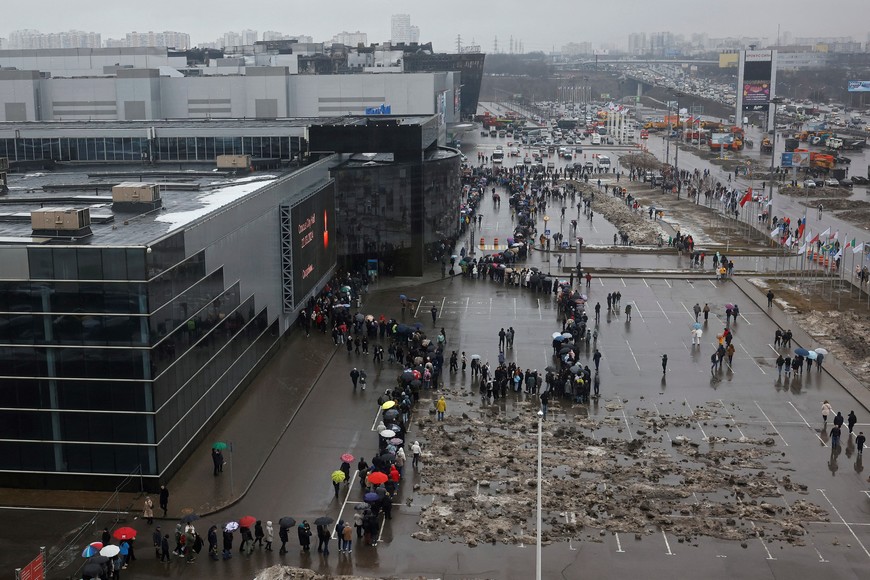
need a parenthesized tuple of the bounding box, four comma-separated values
(340, 453, 354, 463)
(367, 472, 388, 485)
(238, 516, 256, 528)
(112, 527, 137, 540)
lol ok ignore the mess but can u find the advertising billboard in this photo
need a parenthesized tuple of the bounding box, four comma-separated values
(290, 184, 337, 307)
(742, 81, 771, 104)
(847, 80, 870, 92)
(790, 150, 810, 168)
(711, 133, 733, 145)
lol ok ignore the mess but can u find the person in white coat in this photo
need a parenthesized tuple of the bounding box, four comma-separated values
(264, 521, 274, 552)
(821, 401, 834, 425)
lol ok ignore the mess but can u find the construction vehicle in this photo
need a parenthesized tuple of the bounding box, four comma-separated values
(825, 137, 843, 150)
(700, 120, 726, 132)
(784, 137, 800, 152)
(760, 137, 773, 153)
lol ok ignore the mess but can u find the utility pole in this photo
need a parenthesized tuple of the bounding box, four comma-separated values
(456, 34, 462, 53)
(494, 36, 498, 54)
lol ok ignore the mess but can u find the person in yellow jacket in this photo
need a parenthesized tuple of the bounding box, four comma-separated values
(436, 396, 447, 421)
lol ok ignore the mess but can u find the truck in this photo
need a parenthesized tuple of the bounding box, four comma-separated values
(760, 137, 773, 153)
(810, 152, 835, 171)
(784, 137, 800, 152)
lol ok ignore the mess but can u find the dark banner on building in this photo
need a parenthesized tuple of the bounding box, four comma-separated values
(742, 50, 773, 110)
(290, 184, 337, 307)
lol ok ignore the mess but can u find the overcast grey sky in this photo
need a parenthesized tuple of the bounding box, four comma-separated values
(4, 0, 868, 51)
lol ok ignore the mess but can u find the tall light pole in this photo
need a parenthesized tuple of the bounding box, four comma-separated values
(536, 409, 544, 580)
(674, 91, 684, 195)
(768, 96, 784, 203)
(543, 215, 551, 275)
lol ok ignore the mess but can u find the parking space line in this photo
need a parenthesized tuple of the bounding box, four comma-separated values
(652, 402, 673, 444)
(665, 279, 672, 288)
(818, 489, 870, 559)
(465, 297, 470, 316)
(414, 297, 424, 317)
(661, 529, 675, 556)
(738, 343, 766, 374)
(718, 399, 747, 441)
(754, 401, 789, 446)
(739, 313, 752, 325)
(643, 279, 649, 288)
(767, 343, 779, 356)
(735, 495, 776, 560)
(537, 299, 542, 320)
(656, 301, 671, 324)
(709, 280, 717, 287)
(621, 278, 626, 287)
(625, 339, 641, 371)
(621, 409, 634, 440)
(615, 532, 625, 553)
(788, 401, 827, 447)
(680, 302, 694, 320)
(632, 301, 645, 322)
(489, 297, 492, 318)
(439, 297, 445, 318)
(685, 398, 708, 441)
(514, 298, 517, 319)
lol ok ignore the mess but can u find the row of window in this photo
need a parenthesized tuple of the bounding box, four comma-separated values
(0, 441, 156, 475)
(0, 410, 152, 444)
(0, 136, 304, 162)
(0, 281, 147, 314)
(28, 247, 147, 282)
(0, 379, 152, 412)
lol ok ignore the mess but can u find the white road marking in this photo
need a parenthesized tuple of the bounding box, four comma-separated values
(738, 343, 766, 375)
(717, 399, 747, 440)
(465, 297, 470, 316)
(537, 299, 542, 320)
(661, 529, 675, 556)
(709, 280, 717, 287)
(817, 489, 870, 559)
(615, 532, 625, 553)
(754, 401, 789, 446)
(739, 313, 752, 325)
(632, 301, 645, 321)
(680, 302, 694, 319)
(665, 279, 672, 288)
(656, 301, 671, 323)
(788, 401, 827, 447)
(625, 339, 641, 371)
(652, 402, 673, 444)
(621, 409, 634, 440)
(332, 468, 360, 539)
(440, 297, 446, 318)
(621, 278, 626, 287)
(414, 297, 424, 317)
(685, 398, 708, 441)
(643, 279, 649, 288)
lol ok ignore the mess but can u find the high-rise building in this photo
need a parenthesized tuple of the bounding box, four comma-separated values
(8, 29, 101, 49)
(391, 14, 411, 44)
(105, 31, 191, 50)
(627, 33, 647, 55)
(332, 31, 368, 46)
(241, 30, 259, 46)
(409, 25, 420, 44)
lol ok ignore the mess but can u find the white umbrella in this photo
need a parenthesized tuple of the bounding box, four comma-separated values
(552, 332, 562, 339)
(379, 429, 396, 438)
(470, 354, 481, 360)
(814, 348, 828, 355)
(99, 545, 120, 557)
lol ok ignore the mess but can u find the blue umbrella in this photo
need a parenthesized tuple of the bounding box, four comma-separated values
(794, 348, 810, 357)
(364, 492, 380, 502)
(692, 322, 702, 330)
(399, 294, 407, 300)
(806, 351, 818, 360)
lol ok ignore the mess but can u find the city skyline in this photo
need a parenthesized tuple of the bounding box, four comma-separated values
(1, 0, 868, 53)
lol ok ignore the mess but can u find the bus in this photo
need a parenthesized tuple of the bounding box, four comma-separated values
(492, 147, 504, 163)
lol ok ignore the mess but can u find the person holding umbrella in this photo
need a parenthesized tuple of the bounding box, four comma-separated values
(316, 520, 331, 555)
(212, 446, 224, 476)
(278, 524, 289, 554)
(331, 469, 346, 497)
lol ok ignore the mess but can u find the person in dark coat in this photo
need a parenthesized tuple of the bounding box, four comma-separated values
(212, 448, 224, 476)
(297, 521, 311, 552)
(278, 526, 289, 554)
(254, 521, 264, 548)
(160, 534, 171, 562)
(158, 485, 169, 517)
(847, 411, 858, 434)
(207, 526, 218, 560)
(221, 529, 233, 560)
(152, 527, 162, 558)
(316, 524, 330, 554)
(101, 528, 111, 546)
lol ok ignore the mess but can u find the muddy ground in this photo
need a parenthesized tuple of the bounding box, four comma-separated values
(410, 396, 826, 548)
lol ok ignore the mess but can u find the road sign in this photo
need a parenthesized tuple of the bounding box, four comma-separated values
(544, 229, 551, 236)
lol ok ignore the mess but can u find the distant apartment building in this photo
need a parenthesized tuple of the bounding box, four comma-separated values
(8, 29, 101, 49)
(561, 42, 592, 57)
(391, 14, 411, 44)
(332, 31, 368, 46)
(409, 25, 420, 44)
(104, 31, 191, 50)
(627, 33, 647, 55)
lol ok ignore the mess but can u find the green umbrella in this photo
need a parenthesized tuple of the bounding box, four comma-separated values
(213, 442, 228, 450)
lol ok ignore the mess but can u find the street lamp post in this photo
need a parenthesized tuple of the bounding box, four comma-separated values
(536, 409, 544, 580)
(543, 215, 551, 275)
(768, 97, 784, 203)
(674, 91, 684, 197)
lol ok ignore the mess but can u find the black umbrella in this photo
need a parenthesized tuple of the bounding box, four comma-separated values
(559, 346, 574, 355)
(383, 409, 400, 420)
(180, 513, 199, 524)
(545, 365, 558, 372)
(314, 516, 333, 526)
(82, 562, 103, 578)
(377, 452, 396, 464)
(278, 516, 296, 528)
(87, 555, 109, 565)
(410, 379, 422, 388)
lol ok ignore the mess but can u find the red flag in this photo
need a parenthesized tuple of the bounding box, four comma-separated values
(796, 221, 805, 239)
(808, 232, 820, 245)
(739, 189, 752, 207)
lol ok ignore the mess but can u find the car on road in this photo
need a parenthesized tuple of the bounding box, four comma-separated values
(824, 178, 839, 187)
(803, 179, 817, 188)
(584, 161, 594, 171)
(838, 178, 854, 188)
(850, 175, 868, 185)
(523, 156, 532, 165)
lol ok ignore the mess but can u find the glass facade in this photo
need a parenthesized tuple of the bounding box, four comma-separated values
(332, 150, 461, 276)
(0, 135, 304, 162)
(0, 239, 278, 485)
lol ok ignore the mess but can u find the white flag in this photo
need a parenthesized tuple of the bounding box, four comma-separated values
(853, 242, 865, 254)
(805, 229, 813, 243)
(770, 226, 780, 238)
(834, 248, 843, 260)
(830, 229, 838, 241)
(820, 227, 830, 240)
(785, 235, 793, 246)
(798, 242, 807, 254)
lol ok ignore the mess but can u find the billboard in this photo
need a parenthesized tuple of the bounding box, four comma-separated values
(743, 81, 771, 104)
(711, 133, 733, 145)
(290, 184, 337, 307)
(847, 80, 870, 92)
(791, 150, 810, 168)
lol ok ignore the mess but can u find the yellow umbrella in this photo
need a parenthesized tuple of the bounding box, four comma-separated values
(381, 400, 397, 410)
(331, 470, 346, 484)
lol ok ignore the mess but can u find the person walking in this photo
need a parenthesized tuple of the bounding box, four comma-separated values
(316, 523, 330, 555)
(430, 305, 438, 325)
(594, 302, 600, 323)
(624, 303, 632, 321)
(821, 401, 833, 425)
(411, 440, 422, 469)
(350, 368, 360, 390)
(776, 354, 785, 376)
(212, 448, 224, 476)
(143, 496, 154, 525)
(856, 432, 866, 456)
(766, 290, 774, 307)
(726, 343, 735, 366)
(847, 411, 857, 434)
(498, 328, 506, 350)
(833, 411, 845, 430)
(278, 525, 289, 554)
(152, 527, 162, 559)
(830, 424, 842, 447)
(160, 534, 171, 562)
(253, 521, 264, 549)
(593, 349, 602, 372)
(341, 521, 353, 553)
(358, 369, 367, 391)
(661, 354, 668, 374)
(702, 303, 710, 322)
(693, 303, 701, 321)
(264, 521, 273, 552)
(710, 352, 718, 375)
(158, 485, 169, 517)
(436, 396, 447, 421)
(297, 521, 311, 553)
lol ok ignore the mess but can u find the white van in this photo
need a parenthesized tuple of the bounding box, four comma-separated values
(591, 134, 601, 145)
